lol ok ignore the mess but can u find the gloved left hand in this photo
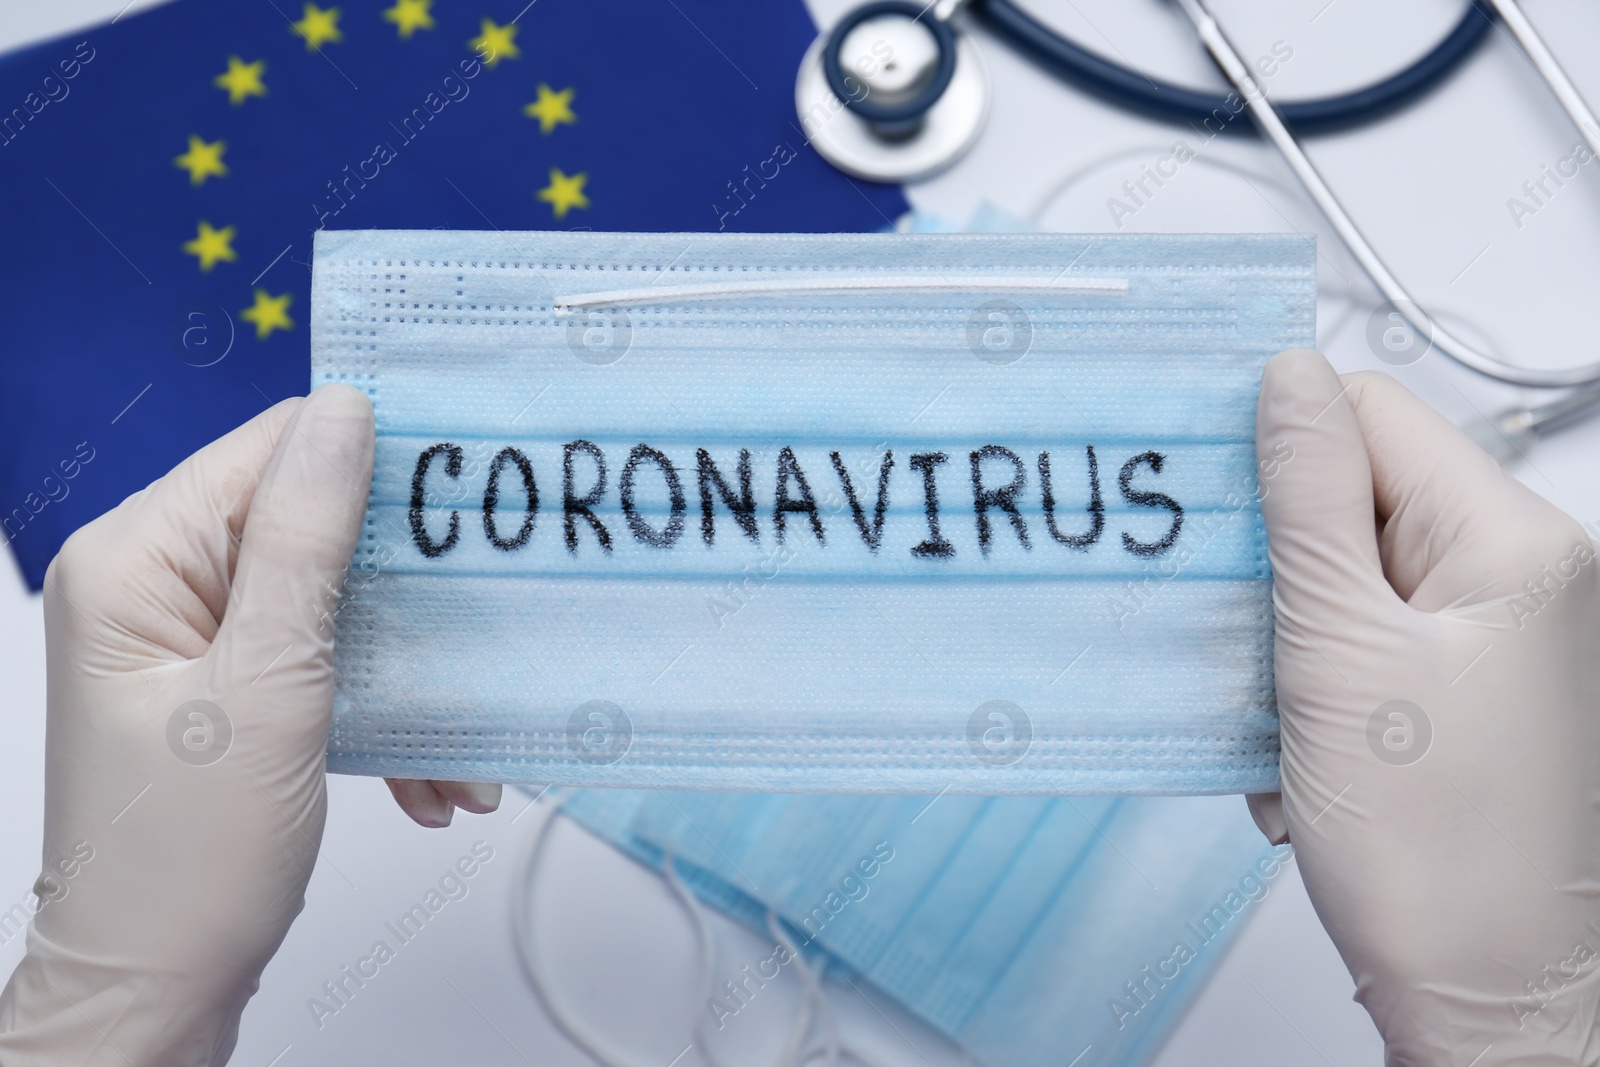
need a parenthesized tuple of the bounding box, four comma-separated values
(0, 386, 496, 1066)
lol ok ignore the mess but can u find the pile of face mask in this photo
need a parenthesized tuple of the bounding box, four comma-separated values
(312, 229, 1312, 797)
(542, 788, 1291, 1067)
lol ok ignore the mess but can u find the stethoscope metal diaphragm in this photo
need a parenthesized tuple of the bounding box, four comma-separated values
(795, 0, 988, 183)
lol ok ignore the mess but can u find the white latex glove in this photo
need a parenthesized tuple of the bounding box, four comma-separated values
(0, 387, 497, 1066)
(1247, 350, 1600, 1065)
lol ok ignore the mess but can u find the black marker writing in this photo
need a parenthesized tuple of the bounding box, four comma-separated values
(1039, 446, 1103, 549)
(698, 448, 760, 546)
(620, 444, 685, 548)
(908, 452, 955, 559)
(773, 446, 825, 545)
(970, 445, 1031, 555)
(1119, 451, 1183, 557)
(410, 443, 462, 558)
(483, 446, 537, 551)
(563, 439, 612, 554)
(831, 450, 894, 553)
(402, 441, 1189, 562)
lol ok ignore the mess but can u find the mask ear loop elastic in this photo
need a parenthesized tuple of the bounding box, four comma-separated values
(794, 1039, 892, 1067)
(512, 797, 717, 1067)
(695, 907, 826, 1067)
(767, 911, 898, 1067)
(796, 1048, 889, 1067)
(766, 910, 830, 1067)
(513, 794, 883, 1067)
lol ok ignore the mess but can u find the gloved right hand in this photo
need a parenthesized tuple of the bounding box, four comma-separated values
(1248, 350, 1600, 1065)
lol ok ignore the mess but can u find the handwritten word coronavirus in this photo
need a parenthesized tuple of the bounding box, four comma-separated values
(408, 441, 1184, 560)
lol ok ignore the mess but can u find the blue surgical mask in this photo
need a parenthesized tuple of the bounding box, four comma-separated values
(556, 786, 1291, 1067)
(312, 229, 1313, 795)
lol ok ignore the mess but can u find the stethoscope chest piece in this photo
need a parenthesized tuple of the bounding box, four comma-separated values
(795, 2, 988, 183)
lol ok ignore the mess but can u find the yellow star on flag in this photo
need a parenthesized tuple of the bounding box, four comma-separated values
(537, 168, 589, 219)
(292, 3, 343, 50)
(214, 57, 267, 105)
(242, 288, 294, 339)
(469, 18, 519, 68)
(383, 0, 435, 38)
(523, 84, 576, 134)
(183, 221, 237, 272)
(174, 135, 228, 185)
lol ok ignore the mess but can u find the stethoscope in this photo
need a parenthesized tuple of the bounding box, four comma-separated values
(796, 0, 1600, 452)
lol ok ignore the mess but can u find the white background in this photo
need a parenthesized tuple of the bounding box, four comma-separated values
(5, 1, 1600, 1063)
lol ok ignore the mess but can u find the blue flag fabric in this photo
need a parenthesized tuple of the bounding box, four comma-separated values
(0, 0, 906, 589)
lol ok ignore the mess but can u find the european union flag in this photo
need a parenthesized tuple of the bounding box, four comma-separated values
(0, 0, 906, 589)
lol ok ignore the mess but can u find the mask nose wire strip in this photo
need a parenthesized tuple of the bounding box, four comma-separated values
(551, 275, 1130, 310)
(513, 799, 717, 1067)
(1177, 0, 1600, 390)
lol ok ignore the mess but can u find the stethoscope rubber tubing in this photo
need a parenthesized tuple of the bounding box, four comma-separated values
(971, 0, 1496, 135)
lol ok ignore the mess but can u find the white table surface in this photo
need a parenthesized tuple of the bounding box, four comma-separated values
(6, 1, 1600, 1063)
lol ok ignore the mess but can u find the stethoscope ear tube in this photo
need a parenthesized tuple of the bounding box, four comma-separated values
(1177, 0, 1600, 391)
